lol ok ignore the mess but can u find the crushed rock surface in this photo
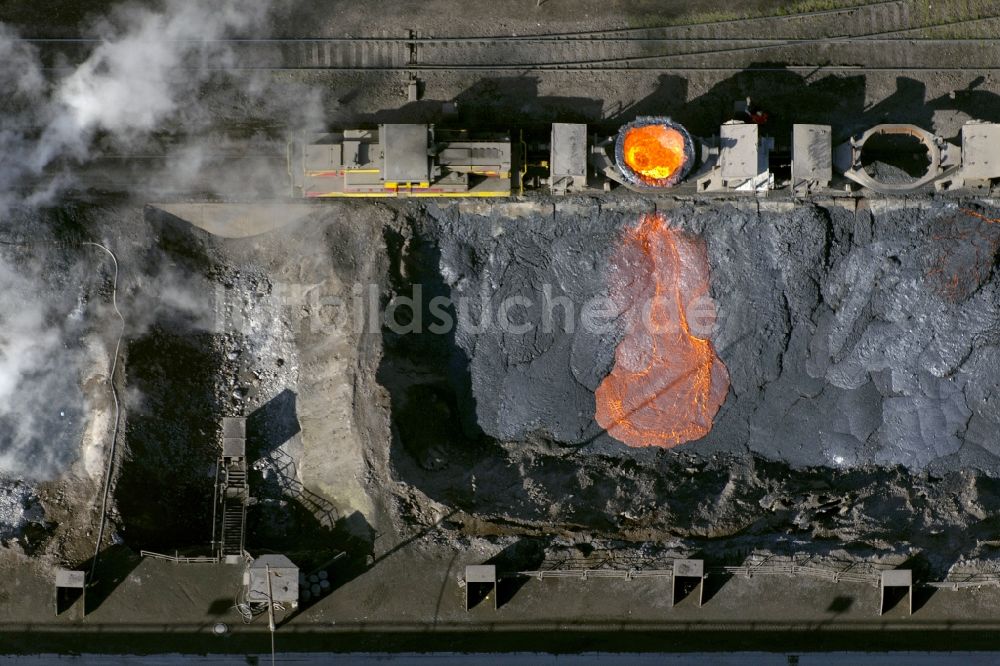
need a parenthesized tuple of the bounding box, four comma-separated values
(381, 198, 1000, 566)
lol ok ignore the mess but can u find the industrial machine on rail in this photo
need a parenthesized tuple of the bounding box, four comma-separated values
(288, 124, 513, 198)
(287, 115, 1000, 199)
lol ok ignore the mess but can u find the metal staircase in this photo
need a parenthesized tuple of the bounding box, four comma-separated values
(212, 417, 249, 561)
(219, 464, 248, 557)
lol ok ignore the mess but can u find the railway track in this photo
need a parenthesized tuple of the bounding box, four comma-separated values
(26, 0, 1000, 72)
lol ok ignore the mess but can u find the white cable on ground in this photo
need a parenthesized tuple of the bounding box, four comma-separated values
(82, 241, 125, 580)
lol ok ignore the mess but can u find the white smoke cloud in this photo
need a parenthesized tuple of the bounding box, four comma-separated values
(42, 1, 269, 163)
(0, 26, 44, 98)
(1, 0, 274, 211)
(0, 0, 281, 483)
(124, 260, 218, 336)
(0, 252, 90, 479)
(0, 26, 47, 214)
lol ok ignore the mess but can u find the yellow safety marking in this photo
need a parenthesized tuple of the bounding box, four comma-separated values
(411, 191, 510, 198)
(308, 192, 396, 198)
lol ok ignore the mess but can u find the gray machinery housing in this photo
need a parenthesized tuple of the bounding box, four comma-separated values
(697, 121, 775, 192)
(549, 123, 589, 195)
(247, 554, 300, 608)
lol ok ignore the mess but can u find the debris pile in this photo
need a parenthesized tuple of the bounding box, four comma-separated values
(0, 481, 45, 544)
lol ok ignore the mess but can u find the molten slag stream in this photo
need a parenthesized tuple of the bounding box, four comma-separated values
(595, 213, 730, 448)
(962, 209, 1000, 224)
(623, 125, 686, 183)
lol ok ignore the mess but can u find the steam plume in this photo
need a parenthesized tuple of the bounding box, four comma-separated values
(0, 0, 275, 481)
(1, 0, 273, 213)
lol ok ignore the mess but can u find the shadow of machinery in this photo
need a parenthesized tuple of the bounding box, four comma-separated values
(336, 64, 1000, 168)
(292, 509, 465, 617)
(827, 594, 854, 614)
(72, 545, 143, 616)
(816, 594, 856, 629)
(610, 67, 997, 154)
(116, 331, 224, 553)
(358, 67, 980, 150)
(927, 75, 1000, 141)
(247, 388, 301, 459)
(488, 538, 549, 608)
(900, 553, 936, 614)
(288, 511, 377, 613)
(247, 388, 345, 532)
(242, 389, 378, 610)
(366, 76, 605, 130)
(245, 388, 360, 549)
(683, 549, 730, 606)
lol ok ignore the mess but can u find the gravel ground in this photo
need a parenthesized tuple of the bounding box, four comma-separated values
(375, 197, 1000, 571)
(0, 0, 890, 39)
(0, 483, 45, 545)
(1, 190, 998, 585)
(3, 1, 1000, 647)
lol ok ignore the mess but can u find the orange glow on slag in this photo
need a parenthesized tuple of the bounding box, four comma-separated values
(594, 213, 729, 448)
(962, 208, 1000, 225)
(622, 125, 687, 183)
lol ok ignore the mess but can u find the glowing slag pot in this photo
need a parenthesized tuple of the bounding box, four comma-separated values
(615, 117, 695, 188)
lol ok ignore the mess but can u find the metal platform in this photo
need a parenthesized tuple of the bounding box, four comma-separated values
(879, 569, 913, 616)
(671, 559, 705, 607)
(222, 416, 246, 459)
(465, 564, 497, 611)
(550, 123, 588, 194)
(792, 124, 832, 194)
(248, 554, 300, 607)
(54, 569, 86, 618)
(697, 121, 774, 192)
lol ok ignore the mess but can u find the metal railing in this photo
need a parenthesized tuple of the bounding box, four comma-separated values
(516, 553, 1000, 589)
(139, 550, 220, 564)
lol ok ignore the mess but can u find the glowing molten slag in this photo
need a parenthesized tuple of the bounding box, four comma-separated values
(622, 124, 687, 183)
(594, 213, 730, 448)
(962, 209, 1000, 225)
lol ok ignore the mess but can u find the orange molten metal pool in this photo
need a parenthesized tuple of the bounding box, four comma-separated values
(622, 125, 688, 184)
(595, 213, 730, 448)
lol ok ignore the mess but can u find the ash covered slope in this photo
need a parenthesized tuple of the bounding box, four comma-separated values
(702, 202, 1000, 472)
(429, 204, 623, 445)
(425, 201, 1000, 473)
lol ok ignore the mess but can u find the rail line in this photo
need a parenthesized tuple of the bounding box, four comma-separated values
(29, 38, 1000, 72)
(509, 0, 909, 39)
(22, 1, 910, 43)
(24, 1, 1000, 72)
